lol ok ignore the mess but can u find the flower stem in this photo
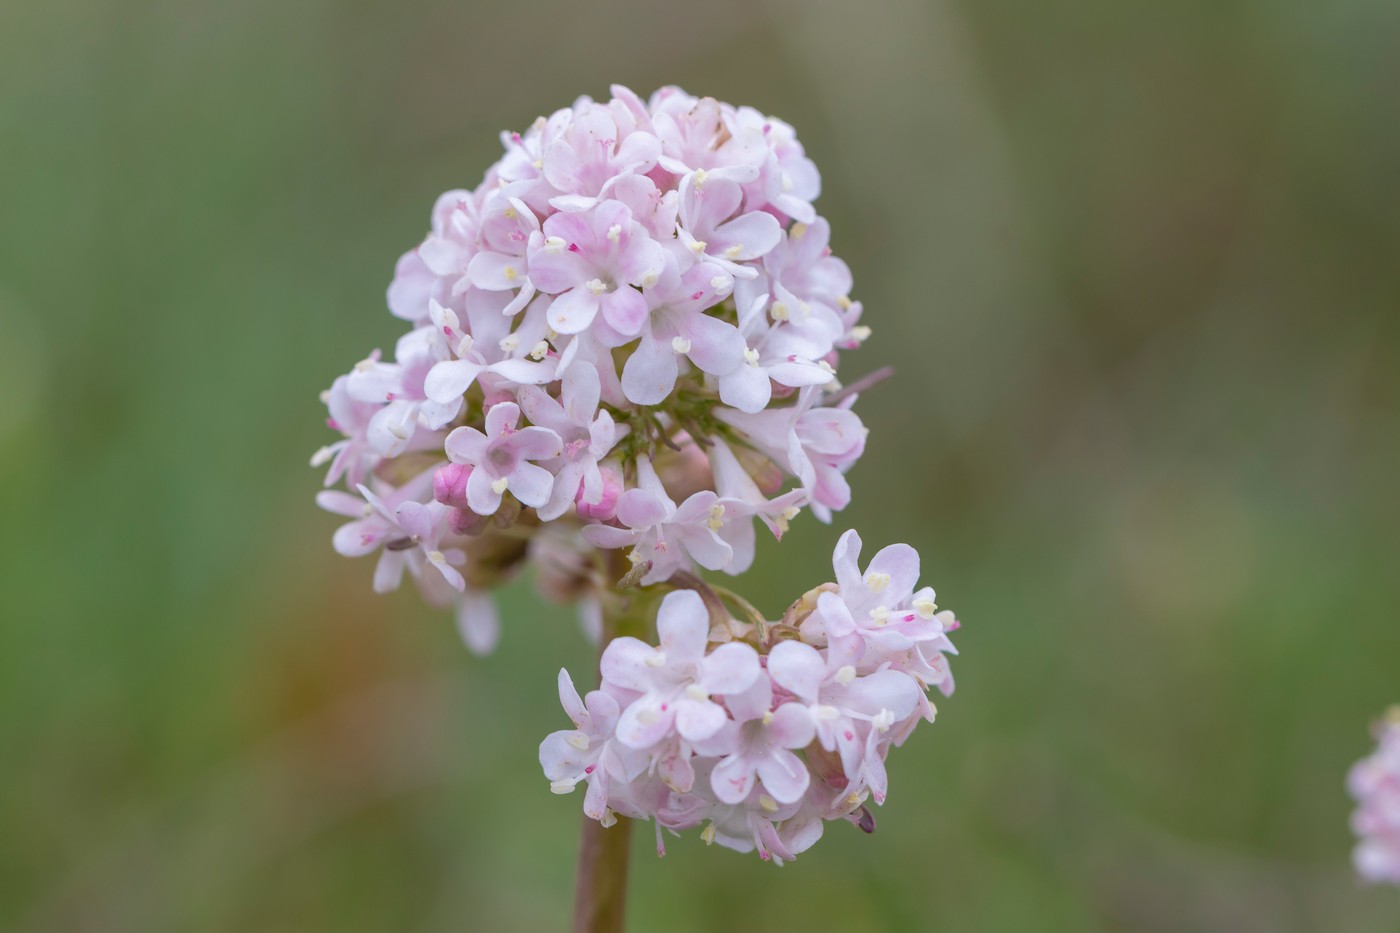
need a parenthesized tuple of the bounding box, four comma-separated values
(573, 557, 649, 933)
(571, 809, 631, 933)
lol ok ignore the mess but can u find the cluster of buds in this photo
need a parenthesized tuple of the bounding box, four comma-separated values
(1349, 708, 1400, 884)
(313, 85, 961, 862)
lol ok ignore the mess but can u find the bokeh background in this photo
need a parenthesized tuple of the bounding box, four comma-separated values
(3, 0, 1398, 929)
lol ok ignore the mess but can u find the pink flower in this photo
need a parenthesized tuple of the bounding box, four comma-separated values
(316, 475, 466, 594)
(464, 193, 540, 316)
(310, 374, 381, 488)
(702, 674, 815, 805)
(599, 589, 760, 747)
(717, 293, 836, 414)
(526, 200, 666, 336)
(541, 101, 662, 211)
(612, 254, 745, 406)
(517, 364, 624, 521)
(1350, 709, 1400, 885)
(421, 297, 556, 410)
(540, 669, 625, 819)
(444, 401, 563, 515)
(580, 458, 743, 585)
(676, 175, 782, 281)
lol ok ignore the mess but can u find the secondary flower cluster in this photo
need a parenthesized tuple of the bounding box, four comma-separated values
(1349, 708, 1400, 885)
(542, 531, 959, 862)
(313, 85, 868, 653)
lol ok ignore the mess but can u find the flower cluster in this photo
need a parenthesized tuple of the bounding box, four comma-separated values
(542, 531, 958, 862)
(313, 85, 868, 652)
(1349, 708, 1400, 885)
(313, 86, 961, 864)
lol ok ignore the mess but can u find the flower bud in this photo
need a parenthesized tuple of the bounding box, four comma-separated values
(576, 461, 623, 522)
(434, 463, 473, 509)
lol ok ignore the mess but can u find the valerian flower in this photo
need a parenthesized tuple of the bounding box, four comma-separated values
(313, 85, 965, 867)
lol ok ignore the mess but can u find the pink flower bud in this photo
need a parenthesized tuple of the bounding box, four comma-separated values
(434, 463, 473, 509)
(576, 461, 623, 521)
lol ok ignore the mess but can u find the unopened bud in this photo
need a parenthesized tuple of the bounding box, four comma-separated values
(433, 463, 473, 509)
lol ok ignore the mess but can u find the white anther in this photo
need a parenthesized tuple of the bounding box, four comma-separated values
(529, 340, 550, 361)
(865, 572, 891, 594)
(671, 336, 692, 354)
(502, 265, 518, 282)
(761, 710, 774, 725)
(310, 446, 334, 467)
(707, 503, 726, 531)
(710, 275, 731, 292)
(689, 239, 707, 254)
(491, 477, 509, 494)
(814, 704, 841, 721)
(566, 731, 590, 751)
(837, 295, 854, 310)
(549, 779, 577, 795)
(744, 347, 760, 366)
(543, 235, 567, 252)
(700, 822, 717, 845)
(869, 605, 891, 625)
(503, 205, 517, 219)
(723, 244, 743, 260)
(693, 168, 709, 187)
(636, 706, 659, 725)
(913, 596, 938, 619)
(834, 665, 857, 685)
(640, 272, 659, 288)
(644, 650, 667, 668)
(685, 684, 708, 701)
(758, 795, 779, 813)
(455, 334, 475, 357)
(770, 302, 790, 321)
(499, 335, 520, 353)
(585, 278, 608, 295)
(606, 224, 622, 242)
(427, 550, 446, 564)
(872, 708, 895, 733)
(790, 221, 807, 239)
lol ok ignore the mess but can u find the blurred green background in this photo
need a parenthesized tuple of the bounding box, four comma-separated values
(3, 0, 1398, 929)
